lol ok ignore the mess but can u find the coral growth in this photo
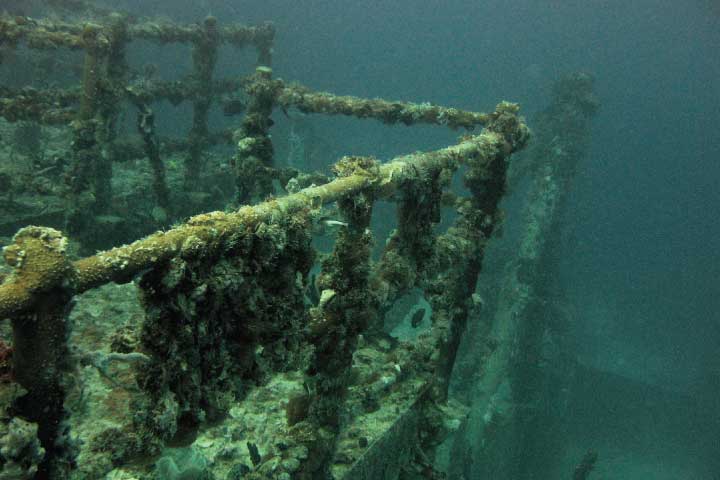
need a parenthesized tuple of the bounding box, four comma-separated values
(0, 417, 45, 480)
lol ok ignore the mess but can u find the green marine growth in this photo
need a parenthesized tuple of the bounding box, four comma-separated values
(306, 190, 375, 426)
(154, 447, 212, 480)
(373, 160, 449, 322)
(134, 212, 314, 445)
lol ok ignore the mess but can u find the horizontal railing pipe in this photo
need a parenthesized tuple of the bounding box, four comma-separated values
(0, 15, 274, 49)
(0, 105, 526, 318)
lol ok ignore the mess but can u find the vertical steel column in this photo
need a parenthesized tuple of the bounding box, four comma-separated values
(136, 103, 171, 216)
(185, 16, 219, 189)
(93, 14, 128, 215)
(66, 25, 107, 247)
(255, 22, 275, 67)
(297, 158, 379, 478)
(234, 66, 278, 205)
(3, 227, 76, 477)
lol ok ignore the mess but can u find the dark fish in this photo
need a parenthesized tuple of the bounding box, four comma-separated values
(411, 308, 426, 328)
(247, 442, 261, 467)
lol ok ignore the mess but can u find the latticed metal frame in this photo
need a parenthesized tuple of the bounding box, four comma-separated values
(0, 9, 530, 479)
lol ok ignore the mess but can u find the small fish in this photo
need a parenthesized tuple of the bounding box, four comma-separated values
(322, 219, 348, 228)
(316, 214, 348, 229)
(411, 308, 426, 328)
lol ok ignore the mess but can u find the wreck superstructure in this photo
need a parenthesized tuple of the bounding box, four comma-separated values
(0, 4, 614, 480)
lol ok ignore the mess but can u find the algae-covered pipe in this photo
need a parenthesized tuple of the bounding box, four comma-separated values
(2, 76, 494, 129)
(276, 84, 497, 130)
(0, 13, 275, 50)
(0, 105, 526, 319)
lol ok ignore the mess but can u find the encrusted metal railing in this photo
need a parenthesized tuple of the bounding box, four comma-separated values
(0, 111, 525, 318)
(0, 10, 530, 480)
(0, 14, 274, 51)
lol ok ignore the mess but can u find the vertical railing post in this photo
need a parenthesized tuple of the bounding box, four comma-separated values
(410, 104, 529, 475)
(185, 15, 219, 190)
(294, 157, 379, 477)
(3, 227, 76, 477)
(255, 22, 275, 67)
(66, 24, 108, 250)
(234, 66, 278, 205)
(93, 13, 128, 215)
(136, 103, 171, 216)
(373, 161, 446, 333)
(429, 103, 528, 403)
